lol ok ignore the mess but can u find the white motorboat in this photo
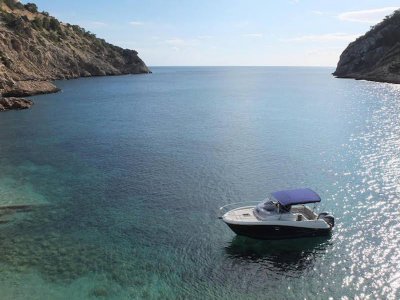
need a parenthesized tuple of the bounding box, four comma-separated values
(219, 188, 334, 239)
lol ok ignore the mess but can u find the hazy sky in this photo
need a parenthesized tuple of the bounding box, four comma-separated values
(26, 0, 399, 67)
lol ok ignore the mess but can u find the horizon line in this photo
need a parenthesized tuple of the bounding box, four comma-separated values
(148, 65, 336, 68)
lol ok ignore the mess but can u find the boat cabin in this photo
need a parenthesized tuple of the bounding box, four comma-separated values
(254, 188, 321, 221)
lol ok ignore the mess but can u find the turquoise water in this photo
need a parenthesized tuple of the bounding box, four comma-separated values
(0, 67, 399, 299)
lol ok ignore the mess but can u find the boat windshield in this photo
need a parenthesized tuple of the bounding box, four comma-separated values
(253, 199, 279, 219)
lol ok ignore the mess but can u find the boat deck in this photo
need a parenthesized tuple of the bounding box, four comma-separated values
(223, 205, 317, 222)
(224, 207, 259, 222)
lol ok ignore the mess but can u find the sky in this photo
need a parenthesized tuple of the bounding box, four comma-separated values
(23, 0, 400, 67)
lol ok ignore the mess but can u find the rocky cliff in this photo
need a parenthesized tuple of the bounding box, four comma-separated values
(333, 9, 400, 83)
(0, 0, 150, 109)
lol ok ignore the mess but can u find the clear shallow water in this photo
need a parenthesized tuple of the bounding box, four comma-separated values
(0, 67, 399, 299)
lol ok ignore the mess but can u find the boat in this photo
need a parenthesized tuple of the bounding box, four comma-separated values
(219, 188, 334, 239)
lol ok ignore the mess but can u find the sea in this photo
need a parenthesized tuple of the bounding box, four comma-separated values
(0, 67, 399, 299)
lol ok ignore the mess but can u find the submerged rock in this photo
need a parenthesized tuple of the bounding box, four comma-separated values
(0, 97, 33, 111)
(333, 10, 400, 83)
(90, 287, 110, 298)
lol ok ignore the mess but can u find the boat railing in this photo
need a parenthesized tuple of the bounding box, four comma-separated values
(218, 201, 259, 218)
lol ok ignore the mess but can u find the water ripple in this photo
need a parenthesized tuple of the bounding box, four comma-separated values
(329, 82, 400, 299)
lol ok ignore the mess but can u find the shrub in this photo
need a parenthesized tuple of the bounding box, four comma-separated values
(71, 24, 87, 36)
(3, 0, 16, 9)
(57, 28, 66, 39)
(1, 11, 17, 26)
(1, 0, 23, 9)
(48, 30, 59, 42)
(15, 1, 23, 9)
(32, 17, 43, 29)
(42, 17, 50, 29)
(49, 17, 60, 31)
(24, 3, 38, 13)
(0, 52, 12, 68)
(0, 12, 28, 34)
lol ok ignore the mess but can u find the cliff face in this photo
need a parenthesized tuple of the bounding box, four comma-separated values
(0, 0, 150, 99)
(333, 10, 400, 83)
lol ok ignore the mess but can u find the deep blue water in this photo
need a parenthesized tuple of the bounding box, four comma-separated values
(0, 67, 399, 299)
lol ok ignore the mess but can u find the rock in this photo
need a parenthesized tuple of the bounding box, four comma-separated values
(90, 287, 110, 298)
(0, 97, 33, 111)
(0, 204, 35, 211)
(0, 0, 151, 108)
(3, 80, 60, 97)
(333, 10, 400, 83)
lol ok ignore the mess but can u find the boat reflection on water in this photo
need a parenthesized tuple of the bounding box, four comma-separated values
(225, 235, 332, 275)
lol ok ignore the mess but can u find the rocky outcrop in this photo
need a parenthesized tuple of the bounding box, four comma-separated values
(0, 96, 33, 111)
(3, 80, 60, 97)
(333, 10, 400, 83)
(0, 0, 150, 109)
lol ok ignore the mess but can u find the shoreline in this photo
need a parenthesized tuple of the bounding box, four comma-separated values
(333, 73, 400, 85)
(0, 71, 151, 112)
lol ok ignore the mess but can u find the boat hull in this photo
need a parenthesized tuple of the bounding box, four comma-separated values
(226, 223, 331, 240)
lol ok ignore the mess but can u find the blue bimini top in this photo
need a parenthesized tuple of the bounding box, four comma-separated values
(271, 188, 321, 206)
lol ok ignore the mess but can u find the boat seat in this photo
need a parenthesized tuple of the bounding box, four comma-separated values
(296, 214, 303, 221)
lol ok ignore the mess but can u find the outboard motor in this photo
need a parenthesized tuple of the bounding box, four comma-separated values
(318, 212, 328, 218)
(318, 212, 335, 228)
